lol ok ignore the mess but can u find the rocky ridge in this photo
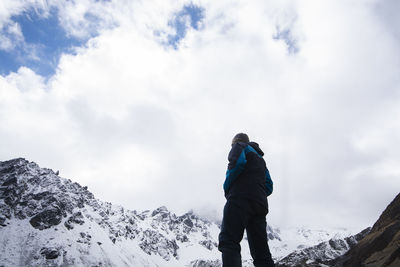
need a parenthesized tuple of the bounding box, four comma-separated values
(340, 192, 400, 267)
(0, 158, 220, 266)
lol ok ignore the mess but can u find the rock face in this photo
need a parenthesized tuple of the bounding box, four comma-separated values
(29, 206, 63, 229)
(40, 247, 61, 259)
(339, 193, 400, 267)
(0, 158, 221, 266)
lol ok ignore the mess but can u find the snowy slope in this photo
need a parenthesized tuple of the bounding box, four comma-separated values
(0, 158, 222, 266)
(0, 158, 362, 266)
(268, 226, 359, 261)
(276, 228, 370, 266)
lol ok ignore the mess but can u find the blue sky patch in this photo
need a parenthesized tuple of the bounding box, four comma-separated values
(166, 4, 205, 49)
(0, 8, 86, 78)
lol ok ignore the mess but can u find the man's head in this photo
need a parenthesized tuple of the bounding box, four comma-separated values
(232, 133, 249, 145)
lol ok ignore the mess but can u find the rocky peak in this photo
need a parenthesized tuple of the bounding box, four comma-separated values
(371, 193, 400, 233)
(152, 205, 169, 216)
(0, 158, 222, 266)
(0, 158, 95, 230)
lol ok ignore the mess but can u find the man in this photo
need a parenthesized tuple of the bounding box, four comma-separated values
(218, 133, 274, 267)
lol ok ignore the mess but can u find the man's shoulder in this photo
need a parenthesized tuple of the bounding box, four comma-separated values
(243, 144, 264, 158)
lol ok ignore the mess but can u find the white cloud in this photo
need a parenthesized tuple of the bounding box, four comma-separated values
(0, 21, 24, 51)
(52, 0, 117, 39)
(1, 0, 400, 231)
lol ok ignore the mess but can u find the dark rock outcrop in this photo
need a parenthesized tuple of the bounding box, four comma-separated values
(139, 229, 179, 260)
(340, 193, 400, 267)
(40, 247, 61, 259)
(64, 211, 85, 230)
(0, 158, 95, 230)
(30, 206, 63, 230)
(199, 240, 217, 250)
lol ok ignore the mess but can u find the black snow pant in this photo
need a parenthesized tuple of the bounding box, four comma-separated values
(218, 198, 274, 267)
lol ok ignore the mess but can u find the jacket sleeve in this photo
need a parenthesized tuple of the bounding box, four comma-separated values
(265, 167, 273, 196)
(223, 143, 247, 194)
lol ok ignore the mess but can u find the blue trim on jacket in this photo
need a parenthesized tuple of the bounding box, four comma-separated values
(265, 169, 273, 196)
(244, 144, 260, 157)
(223, 142, 273, 196)
(223, 147, 247, 191)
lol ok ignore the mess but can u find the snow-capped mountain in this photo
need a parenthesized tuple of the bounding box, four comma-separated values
(0, 158, 222, 266)
(0, 158, 365, 266)
(276, 227, 370, 266)
(267, 225, 361, 261)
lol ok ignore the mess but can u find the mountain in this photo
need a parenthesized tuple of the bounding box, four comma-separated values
(0, 158, 225, 266)
(276, 192, 400, 267)
(338, 192, 400, 267)
(276, 227, 370, 267)
(268, 226, 360, 261)
(0, 158, 365, 266)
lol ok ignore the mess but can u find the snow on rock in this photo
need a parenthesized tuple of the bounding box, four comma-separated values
(276, 228, 371, 266)
(268, 225, 363, 261)
(0, 158, 221, 266)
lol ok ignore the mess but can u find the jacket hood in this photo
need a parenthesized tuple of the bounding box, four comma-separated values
(249, 142, 264, 156)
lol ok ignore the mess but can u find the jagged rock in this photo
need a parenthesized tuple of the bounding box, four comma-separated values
(176, 233, 189, 242)
(2, 177, 17, 187)
(29, 206, 62, 230)
(199, 240, 216, 250)
(77, 231, 92, 244)
(152, 206, 169, 216)
(0, 204, 11, 219)
(64, 211, 85, 230)
(32, 191, 53, 201)
(190, 259, 221, 267)
(139, 229, 179, 260)
(0, 216, 6, 227)
(40, 247, 60, 259)
(267, 225, 281, 241)
(184, 218, 194, 228)
(0, 163, 16, 177)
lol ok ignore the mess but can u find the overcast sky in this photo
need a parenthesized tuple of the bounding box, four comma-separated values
(1, 0, 399, 231)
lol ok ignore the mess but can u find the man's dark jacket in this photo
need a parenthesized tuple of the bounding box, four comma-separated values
(223, 141, 273, 210)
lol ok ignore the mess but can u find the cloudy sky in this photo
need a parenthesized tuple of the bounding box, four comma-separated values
(1, 0, 399, 231)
